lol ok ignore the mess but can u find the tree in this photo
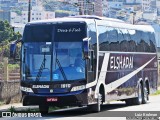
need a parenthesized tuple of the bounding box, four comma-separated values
(0, 20, 21, 42)
(0, 20, 22, 60)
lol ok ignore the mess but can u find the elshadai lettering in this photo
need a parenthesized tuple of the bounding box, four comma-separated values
(110, 56, 133, 70)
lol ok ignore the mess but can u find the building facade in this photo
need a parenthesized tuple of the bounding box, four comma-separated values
(11, 6, 55, 24)
(78, 0, 102, 16)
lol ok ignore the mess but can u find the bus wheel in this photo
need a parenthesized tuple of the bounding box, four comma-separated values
(133, 83, 143, 105)
(39, 105, 49, 114)
(142, 83, 148, 104)
(89, 93, 102, 112)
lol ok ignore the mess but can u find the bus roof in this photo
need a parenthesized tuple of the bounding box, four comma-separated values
(28, 15, 154, 33)
(28, 17, 95, 24)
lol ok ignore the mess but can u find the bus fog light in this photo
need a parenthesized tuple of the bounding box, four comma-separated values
(71, 85, 86, 92)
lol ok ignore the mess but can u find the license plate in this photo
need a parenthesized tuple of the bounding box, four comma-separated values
(47, 97, 58, 102)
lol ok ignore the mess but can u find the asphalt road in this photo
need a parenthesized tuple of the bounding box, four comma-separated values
(1, 95, 160, 120)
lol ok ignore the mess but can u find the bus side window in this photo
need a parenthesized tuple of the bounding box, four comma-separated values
(128, 29, 136, 52)
(149, 32, 156, 52)
(117, 28, 124, 52)
(120, 29, 130, 52)
(98, 25, 109, 51)
(108, 27, 119, 51)
(88, 24, 97, 80)
(141, 32, 150, 52)
(135, 30, 141, 52)
(88, 24, 97, 50)
(137, 31, 150, 52)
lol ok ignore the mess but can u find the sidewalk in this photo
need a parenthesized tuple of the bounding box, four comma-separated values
(0, 103, 38, 112)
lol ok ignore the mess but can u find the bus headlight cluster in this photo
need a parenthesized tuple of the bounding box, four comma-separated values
(20, 86, 33, 93)
(71, 85, 86, 92)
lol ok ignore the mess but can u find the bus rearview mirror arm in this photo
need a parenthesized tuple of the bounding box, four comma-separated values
(82, 37, 91, 59)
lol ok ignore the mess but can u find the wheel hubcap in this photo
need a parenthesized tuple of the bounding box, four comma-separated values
(139, 85, 142, 103)
(144, 87, 148, 101)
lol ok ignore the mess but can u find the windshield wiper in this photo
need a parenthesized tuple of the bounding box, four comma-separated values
(35, 53, 46, 82)
(56, 58, 67, 81)
(54, 50, 67, 81)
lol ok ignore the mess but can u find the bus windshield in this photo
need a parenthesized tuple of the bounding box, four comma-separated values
(23, 23, 86, 81)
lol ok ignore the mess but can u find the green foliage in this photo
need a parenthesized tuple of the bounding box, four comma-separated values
(0, 20, 21, 42)
(152, 90, 160, 95)
(0, 40, 10, 58)
(26, 108, 39, 112)
(0, 101, 5, 106)
(8, 64, 20, 70)
(55, 10, 72, 14)
(0, 62, 3, 68)
(8, 106, 16, 112)
(0, 20, 22, 58)
(49, 106, 60, 112)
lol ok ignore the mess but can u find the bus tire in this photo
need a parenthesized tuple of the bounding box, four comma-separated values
(133, 83, 143, 105)
(89, 93, 102, 112)
(39, 105, 49, 114)
(142, 83, 148, 104)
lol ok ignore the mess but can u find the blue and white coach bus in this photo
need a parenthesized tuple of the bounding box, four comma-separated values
(10, 15, 158, 113)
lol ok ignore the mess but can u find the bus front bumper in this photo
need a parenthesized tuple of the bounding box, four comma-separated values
(22, 90, 88, 107)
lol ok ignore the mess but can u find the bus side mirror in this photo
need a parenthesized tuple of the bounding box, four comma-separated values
(82, 37, 91, 59)
(10, 39, 22, 60)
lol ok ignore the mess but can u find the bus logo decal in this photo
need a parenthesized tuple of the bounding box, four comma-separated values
(32, 85, 49, 88)
(105, 56, 156, 93)
(110, 56, 133, 70)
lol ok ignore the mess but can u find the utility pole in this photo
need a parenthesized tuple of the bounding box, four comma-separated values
(28, 0, 31, 22)
(133, 12, 136, 24)
(131, 11, 136, 24)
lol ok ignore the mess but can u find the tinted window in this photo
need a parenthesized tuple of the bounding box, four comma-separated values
(117, 28, 123, 51)
(23, 25, 53, 42)
(130, 30, 156, 53)
(108, 27, 119, 51)
(135, 30, 142, 52)
(88, 23, 97, 58)
(149, 32, 156, 52)
(142, 32, 150, 52)
(136, 31, 150, 52)
(120, 29, 130, 52)
(88, 24, 97, 45)
(98, 25, 109, 51)
(55, 23, 86, 42)
(98, 26, 119, 51)
(24, 23, 86, 42)
(128, 29, 136, 52)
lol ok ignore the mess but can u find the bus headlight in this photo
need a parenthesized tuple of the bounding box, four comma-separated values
(71, 85, 86, 92)
(20, 86, 33, 93)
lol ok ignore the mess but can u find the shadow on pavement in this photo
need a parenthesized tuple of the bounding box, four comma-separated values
(43, 102, 131, 117)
